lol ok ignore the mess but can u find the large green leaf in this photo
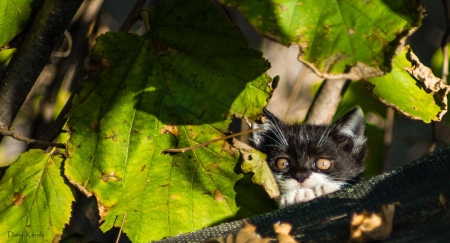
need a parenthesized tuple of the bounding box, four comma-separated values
(0, 150, 74, 243)
(65, 0, 275, 242)
(365, 46, 450, 123)
(221, 0, 422, 80)
(0, 0, 42, 47)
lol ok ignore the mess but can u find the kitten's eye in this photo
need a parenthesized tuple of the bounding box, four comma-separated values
(276, 158, 290, 170)
(316, 158, 332, 170)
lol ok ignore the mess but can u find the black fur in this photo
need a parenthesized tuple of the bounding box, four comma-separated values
(252, 107, 366, 185)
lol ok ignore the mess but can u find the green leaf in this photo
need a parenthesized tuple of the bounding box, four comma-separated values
(65, 0, 274, 242)
(220, 0, 422, 80)
(0, 150, 75, 243)
(233, 139, 280, 198)
(365, 46, 450, 123)
(0, 0, 43, 47)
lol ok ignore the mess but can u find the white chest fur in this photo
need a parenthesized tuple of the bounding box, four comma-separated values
(275, 172, 344, 208)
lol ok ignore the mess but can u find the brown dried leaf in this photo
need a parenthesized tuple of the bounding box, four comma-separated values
(274, 222, 300, 243)
(211, 220, 270, 243)
(405, 48, 450, 120)
(231, 139, 280, 198)
(348, 204, 395, 243)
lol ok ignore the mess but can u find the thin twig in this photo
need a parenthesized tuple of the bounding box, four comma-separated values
(304, 79, 349, 124)
(441, 0, 450, 83)
(33, 90, 76, 149)
(0, 129, 65, 149)
(163, 128, 262, 154)
(293, 214, 347, 233)
(119, 0, 148, 32)
(382, 107, 394, 172)
(115, 213, 127, 243)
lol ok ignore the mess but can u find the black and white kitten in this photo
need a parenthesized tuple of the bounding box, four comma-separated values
(251, 107, 366, 208)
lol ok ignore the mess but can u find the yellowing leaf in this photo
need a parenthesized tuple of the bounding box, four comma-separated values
(65, 0, 275, 241)
(214, 220, 270, 243)
(274, 222, 300, 243)
(220, 0, 422, 80)
(366, 46, 450, 122)
(232, 139, 280, 199)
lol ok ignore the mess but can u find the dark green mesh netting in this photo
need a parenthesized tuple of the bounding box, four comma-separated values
(155, 146, 450, 243)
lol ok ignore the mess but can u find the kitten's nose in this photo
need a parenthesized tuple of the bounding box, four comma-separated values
(294, 171, 310, 183)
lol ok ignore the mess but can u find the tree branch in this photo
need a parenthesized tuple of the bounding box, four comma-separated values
(0, 129, 65, 149)
(119, 0, 148, 32)
(33, 0, 103, 148)
(304, 79, 350, 124)
(0, 0, 83, 141)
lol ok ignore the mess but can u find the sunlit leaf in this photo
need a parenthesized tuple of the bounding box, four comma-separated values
(220, 0, 422, 80)
(366, 46, 450, 123)
(65, 0, 275, 242)
(0, 150, 74, 243)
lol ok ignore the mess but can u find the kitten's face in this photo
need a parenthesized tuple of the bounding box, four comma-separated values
(251, 108, 366, 208)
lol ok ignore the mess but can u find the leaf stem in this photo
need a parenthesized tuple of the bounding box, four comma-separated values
(141, 11, 151, 32)
(163, 127, 262, 154)
(0, 129, 65, 149)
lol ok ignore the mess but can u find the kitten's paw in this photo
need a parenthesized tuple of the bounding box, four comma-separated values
(278, 188, 315, 208)
(313, 183, 341, 197)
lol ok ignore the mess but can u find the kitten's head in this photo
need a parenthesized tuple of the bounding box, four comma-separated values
(251, 108, 366, 195)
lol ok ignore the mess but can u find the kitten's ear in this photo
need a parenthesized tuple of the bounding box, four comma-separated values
(262, 107, 282, 124)
(333, 107, 366, 152)
(251, 107, 282, 150)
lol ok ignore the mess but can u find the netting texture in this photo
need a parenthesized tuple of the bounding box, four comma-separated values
(154, 146, 450, 243)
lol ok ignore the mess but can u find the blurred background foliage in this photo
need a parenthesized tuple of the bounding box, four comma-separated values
(0, 0, 449, 242)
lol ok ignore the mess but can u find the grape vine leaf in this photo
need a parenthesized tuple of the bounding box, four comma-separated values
(0, 149, 75, 243)
(65, 0, 275, 242)
(0, 0, 43, 47)
(220, 0, 423, 80)
(365, 46, 450, 123)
